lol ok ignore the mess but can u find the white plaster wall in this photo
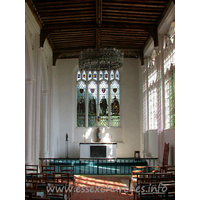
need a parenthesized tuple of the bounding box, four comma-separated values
(52, 66, 60, 157)
(56, 58, 141, 158)
(143, 130, 158, 158)
(148, 130, 158, 158)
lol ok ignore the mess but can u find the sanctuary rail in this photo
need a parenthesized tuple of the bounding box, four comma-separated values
(39, 158, 158, 175)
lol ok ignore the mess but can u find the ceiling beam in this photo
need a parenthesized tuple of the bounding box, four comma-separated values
(157, 0, 174, 26)
(26, 0, 43, 28)
(148, 27, 158, 47)
(137, 50, 144, 65)
(96, 0, 102, 49)
(96, 0, 102, 26)
(40, 22, 155, 47)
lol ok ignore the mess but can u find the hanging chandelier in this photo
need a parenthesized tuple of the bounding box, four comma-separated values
(79, 48, 124, 71)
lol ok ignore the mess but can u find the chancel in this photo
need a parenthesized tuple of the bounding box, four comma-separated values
(25, 1, 175, 199)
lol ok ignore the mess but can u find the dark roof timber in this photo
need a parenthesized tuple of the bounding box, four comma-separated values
(26, 0, 174, 66)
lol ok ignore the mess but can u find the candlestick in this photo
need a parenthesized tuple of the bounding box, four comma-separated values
(84, 133, 86, 142)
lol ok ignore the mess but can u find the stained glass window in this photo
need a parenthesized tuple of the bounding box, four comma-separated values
(99, 81, 109, 127)
(115, 70, 120, 80)
(104, 70, 108, 80)
(88, 71, 92, 81)
(110, 80, 120, 127)
(93, 71, 97, 81)
(148, 88, 158, 129)
(99, 71, 103, 80)
(76, 70, 120, 127)
(77, 80, 86, 127)
(77, 71, 81, 81)
(82, 70, 86, 81)
(148, 52, 158, 130)
(142, 66, 147, 133)
(164, 65, 175, 129)
(110, 70, 114, 80)
(88, 81, 97, 127)
(164, 22, 175, 129)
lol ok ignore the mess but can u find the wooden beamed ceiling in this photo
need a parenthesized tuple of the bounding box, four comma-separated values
(27, 0, 174, 65)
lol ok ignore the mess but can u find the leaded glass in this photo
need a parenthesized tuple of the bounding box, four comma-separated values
(88, 71, 92, 81)
(77, 71, 81, 81)
(99, 81, 109, 127)
(104, 70, 108, 80)
(110, 70, 114, 80)
(169, 68, 175, 128)
(77, 81, 86, 127)
(76, 69, 120, 128)
(93, 71, 97, 80)
(148, 87, 158, 129)
(115, 70, 119, 80)
(88, 81, 97, 127)
(82, 70, 86, 81)
(110, 80, 120, 127)
(99, 71, 103, 80)
(164, 78, 170, 129)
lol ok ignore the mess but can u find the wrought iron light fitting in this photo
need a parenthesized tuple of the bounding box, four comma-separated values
(79, 48, 124, 71)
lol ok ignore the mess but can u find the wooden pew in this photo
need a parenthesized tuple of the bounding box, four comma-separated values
(46, 181, 72, 200)
(25, 165, 38, 181)
(60, 166, 75, 186)
(41, 166, 56, 181)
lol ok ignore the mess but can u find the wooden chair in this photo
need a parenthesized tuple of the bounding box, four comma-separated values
(25, 181, 37, 198)
(163, 143, 170, 166)
(148, 165, 162, 173)
(25, 181, 44, 199)
(31, 173, 47, 183)
(148, 143, 174, 174)
(153, 191, 175, 200)
(46, 181, 72, 200)
(153, 182, 175, 200)
(41, 166, 56, 181)
(154, 172, 173, 182)
(53, 172, 70, 183)
(31, 173, 48, 192)
(26, 165, 38, 174)
(133, 172, 174, 199)
(25, 165, 38, 181)
(133, 182, 159, 200)
(60, 166, 75, 186)
(129, 165, 147, 192)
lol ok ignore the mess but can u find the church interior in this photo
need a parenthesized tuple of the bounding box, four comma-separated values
(24, 0, 179, 199)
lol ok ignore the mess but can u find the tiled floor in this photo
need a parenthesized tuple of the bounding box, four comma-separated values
(72, 175, 133, 200)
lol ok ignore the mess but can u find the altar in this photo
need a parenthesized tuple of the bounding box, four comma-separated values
(79, 143, 117, 159)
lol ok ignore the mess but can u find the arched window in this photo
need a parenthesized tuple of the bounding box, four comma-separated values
(76, 70, 120, 127)
(77, 81, 86, 127)
(148, 50, 158, 130)
(163, 21, 175, 129)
